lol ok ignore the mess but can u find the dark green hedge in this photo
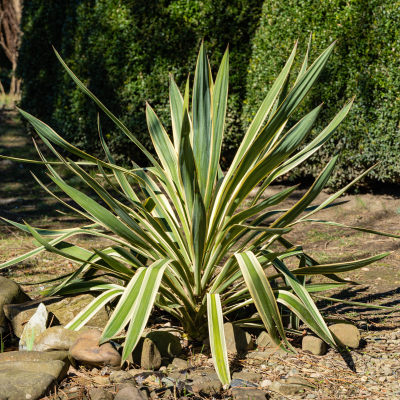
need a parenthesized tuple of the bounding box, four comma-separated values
(18, 0, 263, 166)
(244, 0, 400, 188)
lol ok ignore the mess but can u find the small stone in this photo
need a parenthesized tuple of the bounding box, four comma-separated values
(378, 377, 386, 383)
(171, 357, 192, 370)
(382, 366, 392, 376)
(146, 331, 181, 358)
(269, 381, 304, 396)
(256, 331, 274, 348)
(191, 380, 222, 394)
(246, 348, 286, 359)
(90, 388, 114, 400)
(232, 372, 262, 382)
(19, 303, 48, 350)
(32, 326, 80, 352)
(128, 338, 161, 370)
(115, 386, 147, 400)
(232, 388, 266, 400)
(329, 324, 360, 348)
(127, 369, 155, 378)
(69, 329, 121, 368)
(306, 394, 316, 399)
(260, 379, 272, 388)
(0, 276, 30, 334)
(287, 376, 314, 387)
(230, 378, 258, 388)
(0, 360, 68, 382)
(0, 370, 57, 400)
(110, 370, 135, 384)
(302, 336, 327, 356)
(93, 376, 110, 385)
(224, 323, 253, 353)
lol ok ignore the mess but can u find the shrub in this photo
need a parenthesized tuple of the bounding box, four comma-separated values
(243, 0, 400, 188)
(3, 40, 396, 382)
(17, 0, 264, 166)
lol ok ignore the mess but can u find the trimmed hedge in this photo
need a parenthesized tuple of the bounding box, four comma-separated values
(244, 0, 400, 188)
(18, 0, 263, 166)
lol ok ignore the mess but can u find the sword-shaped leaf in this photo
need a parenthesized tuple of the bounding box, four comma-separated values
(122, 259, 170, 361)
(207, 293, 231, 384)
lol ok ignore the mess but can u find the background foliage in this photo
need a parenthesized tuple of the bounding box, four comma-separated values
(18, 0, 400, 186)
(18, 0, 263, 166)
(244, 0, 400, 188)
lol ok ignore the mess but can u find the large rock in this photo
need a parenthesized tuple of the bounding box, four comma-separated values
(329, 323, 361, 348)
(32, 325, 81, 352)
(4, 294, 110, 337)
(0, 350, 75, 368)
(69, 329, 121, 368)
(0, 370, 57, 400)
(302, 335, 327, 356)
(224, 323, 253, 353)
(0, 360, 68, 382)
(146, 331, 181, 358)
(0, 276, 30, 334)
(128, 337, 161, 370)
(19, 303, 48, 350)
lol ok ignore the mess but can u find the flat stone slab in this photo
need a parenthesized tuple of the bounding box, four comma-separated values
(0, 350, 75, 368)
(0, 370, 57, 400)
(0, 360, 68, 382)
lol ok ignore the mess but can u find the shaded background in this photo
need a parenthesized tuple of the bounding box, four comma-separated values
(12, 0, 400, 189)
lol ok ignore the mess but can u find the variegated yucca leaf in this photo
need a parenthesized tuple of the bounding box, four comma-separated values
(2, 40, 397, 382)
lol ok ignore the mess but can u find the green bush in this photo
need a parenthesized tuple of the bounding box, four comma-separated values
(244, 0, 400, 188)
(18, 0, 263, 165)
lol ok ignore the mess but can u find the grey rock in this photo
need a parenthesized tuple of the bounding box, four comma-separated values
(191, 379, 222, 394)
(306, 395, 316, 399)
(171, 357, 192, 370)
(115, 386, 146, 400)
(232, 372, 262, 383)
(270, 381, 305, 396)
(146, 331, 181, 358)
(0, 350, 75, 368)
(382, 366, 393, 376)
(224, 323, 253, 353)
(110, 370, 135, 384)
(4, 294, 110, 337)
(230, 379, 258, 388)
(33, 325, 80, 351)
(89, 388, 114, 400)
(128, 337, 161, 370)
(302, 336, 327, 356)
(69, 329, 121, 368)
(0, 276, 30, 334)
(329, 323, 360, 348)
(0, 370, 58, 400)
(232, 388, 266, 400)
(256, 331, 274, 348)
(0, 360, 68, 382)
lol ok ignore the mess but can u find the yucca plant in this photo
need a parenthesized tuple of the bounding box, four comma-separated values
(1, 39, 396, 384)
